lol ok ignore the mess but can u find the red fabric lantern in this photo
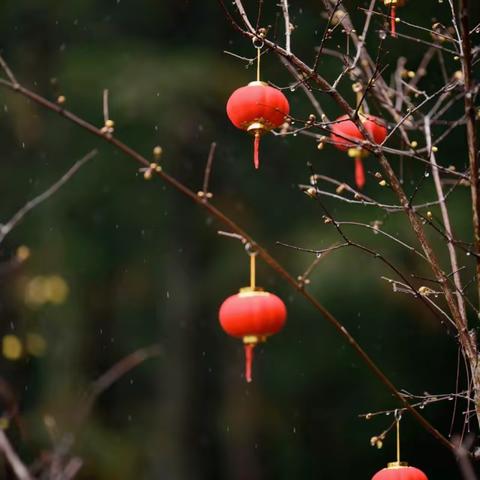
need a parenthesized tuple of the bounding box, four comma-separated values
(372, 463, 428, 480)
(330, 114, 387, 189)
(226, 81, 290, 169)
(219, 287, 287, 382)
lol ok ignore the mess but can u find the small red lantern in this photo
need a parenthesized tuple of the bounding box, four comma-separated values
(218, 253, 286, 382)
(227, 81, 289, 169)
(330, 114, 387, 189)
(226, 40, 290, 169)
(384, 0, 406, 37)
(372, 463, 428, 480)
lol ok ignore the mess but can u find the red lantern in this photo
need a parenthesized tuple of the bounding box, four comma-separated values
(219, 287, 286, 382)
(218, 252, 286, 382)
(372, 414, 427, 480)
(227, 81, 290, 169)
(330, 114, 387, 189)
(384, 0, 406, 37)
(372, 463, 428, 480)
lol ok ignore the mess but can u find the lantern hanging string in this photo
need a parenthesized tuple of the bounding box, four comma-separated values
(252, 36, 264, 82)
(250, 254, 256, 288)
(395, 409, 402, 463)
(246, 242, 258, 289)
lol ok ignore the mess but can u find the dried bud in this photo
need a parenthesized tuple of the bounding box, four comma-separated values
(336, 183, 346, 194)
(305, 186, 317, 198)
(419, 286, 433, 296)
(57, 95, 66, 105)
(431, 146, 438, 153)
(153, 146, 163, 158)
(105, 119, 114, 128)
(426, 211, 433, 220)
(308, 114, 316, 123)
(410, 140, 418, 148)
(371, 220, 383, 233)
(374, 172, 383, 179)
(143, 169, 153, 180)
(370, 436, 383, 449)
(0, 417, 10, 430)
(322, 215, 332, 224)
(331, 10, 345, 26)
(16, 245, 30, 262)
(379, 180, 387, 187)
(352, 82, 363, 93)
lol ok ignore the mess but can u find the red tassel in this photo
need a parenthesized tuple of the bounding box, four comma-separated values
(244, 343, 255, 382)
(253, 132, 260, 169)
(390, 5, 397, 37)
(354, 156, 366, 189)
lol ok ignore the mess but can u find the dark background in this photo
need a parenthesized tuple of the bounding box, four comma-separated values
(0, 1, 479, 479)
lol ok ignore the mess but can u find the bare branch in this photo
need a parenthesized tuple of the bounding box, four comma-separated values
(0, 430, 33, 480)
(425, 116, 467, 322)
(0, 54, 18, 87)
(0, 149, 97, 245)
(280, 0, 292, 54)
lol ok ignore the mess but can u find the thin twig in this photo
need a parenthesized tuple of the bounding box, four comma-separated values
(199, 142, 216, 201)
(79, 344, 163, 423)
(103, 89, 109, 124)
(425, 116, 467, 322)
(0, 430, 33, 480)
(0, 149, 97, 244)
(280, 0, 292, 54)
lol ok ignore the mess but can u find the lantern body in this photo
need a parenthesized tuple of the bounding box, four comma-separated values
(372, 465, 428, 480)
(330, 114, 387, 151)
(226, 81, 290, 132)
(218, 288, 287, 382)
(219, 289, 287, 339)
(330, 114, 388, 189)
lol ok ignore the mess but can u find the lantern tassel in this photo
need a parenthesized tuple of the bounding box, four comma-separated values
(253, 132, 260, 169)
(354, 156, 366, 189)
(390, 5, 397, 37)
(244, 343, 255, 382)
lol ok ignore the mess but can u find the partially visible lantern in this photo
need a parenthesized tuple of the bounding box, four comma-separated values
(330, 114, 388, 189)
(372, 463, 428, 480)
(227, 81, 290, 169)
(384, 0, 407, 37)
(218, 253, 286, 382)
(372, 413, 427, 480)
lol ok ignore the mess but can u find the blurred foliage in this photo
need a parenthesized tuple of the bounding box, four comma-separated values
(0, 0, 479, 479)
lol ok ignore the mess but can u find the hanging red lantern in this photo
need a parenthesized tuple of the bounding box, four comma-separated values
(372, 412, 428, 480)
(226, 40, 290, 169)
(384, 0, 406, 37)
(372, 463, 428, 480)
(330, 113, 387, 189)
(218, 253, 286, 382)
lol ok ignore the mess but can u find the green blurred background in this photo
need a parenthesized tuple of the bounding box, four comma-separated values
(0, 0, 479, 478)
